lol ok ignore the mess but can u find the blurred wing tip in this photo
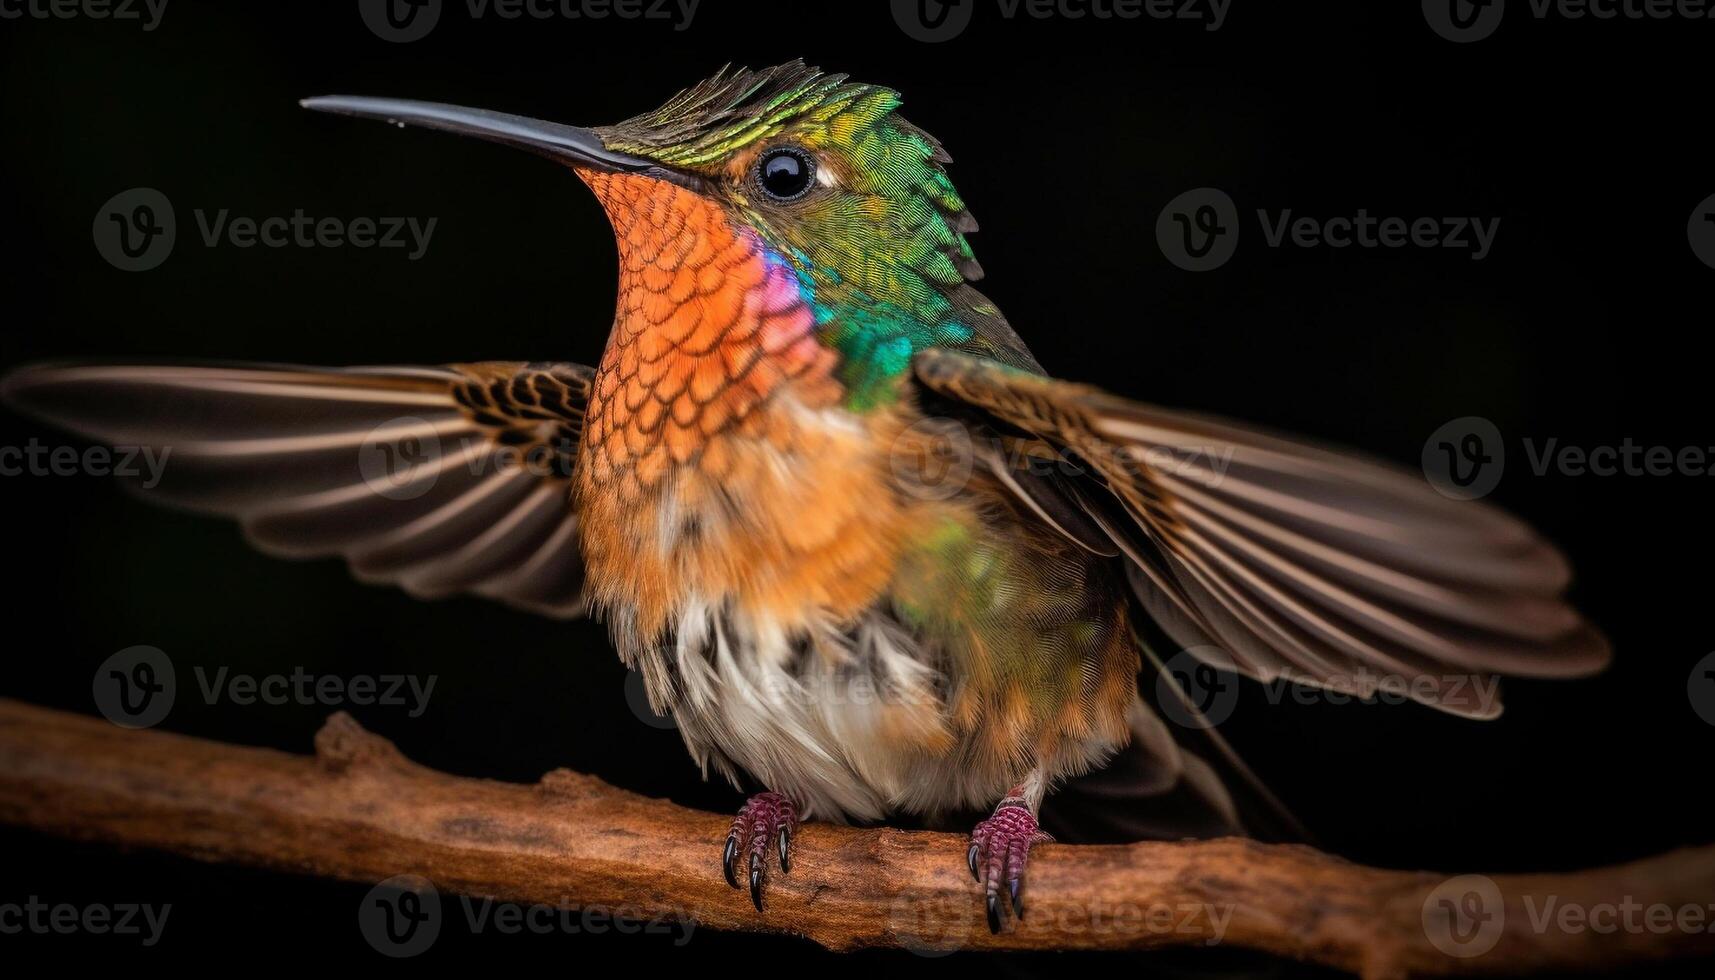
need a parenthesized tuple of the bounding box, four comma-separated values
(1544, 623, 1614, 678)
(240, 525, 340, 561)
(1465, 698, 1505, 722)
(0, 362, 69, 411)
(510, 598, 588, 620)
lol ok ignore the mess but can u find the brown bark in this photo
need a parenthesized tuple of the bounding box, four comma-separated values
(0, 697, 1707, 977)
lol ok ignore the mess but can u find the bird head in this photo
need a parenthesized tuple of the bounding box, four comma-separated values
(303, 61, 1020, 411)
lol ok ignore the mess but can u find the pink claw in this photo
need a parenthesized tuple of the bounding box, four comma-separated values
(968, 797, 1053, 932)
(722, 791, 798, 912)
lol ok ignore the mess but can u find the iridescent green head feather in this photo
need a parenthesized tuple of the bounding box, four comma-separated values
(600, 61, 1038, 408)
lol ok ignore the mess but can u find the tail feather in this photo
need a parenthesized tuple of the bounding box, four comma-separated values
(1047, 624, 1312, 846)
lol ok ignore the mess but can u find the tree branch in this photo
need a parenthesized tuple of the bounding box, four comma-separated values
(0, 697, 1707, 977)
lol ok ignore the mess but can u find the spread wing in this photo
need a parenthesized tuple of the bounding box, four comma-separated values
(912, 348, 1609, 718)
(2, 361, 592, 618)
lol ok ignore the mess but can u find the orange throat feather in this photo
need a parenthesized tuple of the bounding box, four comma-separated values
(576, 170, 840, 497)
(572, 170, 927, 641)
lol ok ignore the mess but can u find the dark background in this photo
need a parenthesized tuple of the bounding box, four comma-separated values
(1, 1, 1709, 975)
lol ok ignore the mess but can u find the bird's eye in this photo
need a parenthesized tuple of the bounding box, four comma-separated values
(756, 147, 815, 202)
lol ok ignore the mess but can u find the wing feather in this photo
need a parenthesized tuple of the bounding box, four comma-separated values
(912, 348, 1609, 718)
(2, 360, 593, 618)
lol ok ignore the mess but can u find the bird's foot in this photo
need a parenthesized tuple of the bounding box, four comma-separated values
(968, 796, 1053, 933)
(722, 791, 798, 912)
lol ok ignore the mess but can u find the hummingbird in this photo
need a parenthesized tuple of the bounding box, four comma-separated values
(4, 61, 1608, 932)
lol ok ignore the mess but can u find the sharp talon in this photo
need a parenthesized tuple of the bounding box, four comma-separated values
(748, 853, 764, 912)
(969, 799, 1046, 933)
(724, 793, 798, 910)
(722, 834, 741, 888)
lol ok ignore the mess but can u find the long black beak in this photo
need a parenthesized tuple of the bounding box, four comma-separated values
(299, 95, 674, 179)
